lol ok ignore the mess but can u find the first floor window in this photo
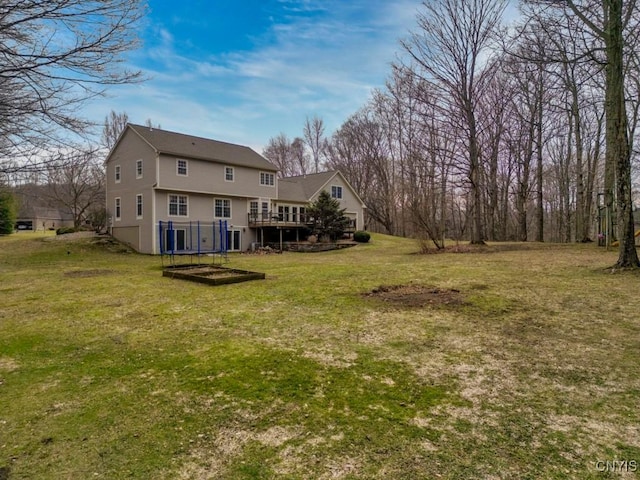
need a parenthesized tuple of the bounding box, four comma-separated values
(249, 200, 259, 219)
(115, 197, 121, 220)
(331, 185, 343, 199)
(136, 194, 143, 218)
(169, 194, 188, 216)
(215, 198, 231, 218)
(260, 171, 275, 186)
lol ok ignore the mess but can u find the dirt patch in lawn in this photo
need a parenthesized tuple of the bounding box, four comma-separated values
(363, 284, 465, 308)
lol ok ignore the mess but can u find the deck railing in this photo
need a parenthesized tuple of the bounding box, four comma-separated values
(247, 211, 312, 227)
(248, 212, 356, 232)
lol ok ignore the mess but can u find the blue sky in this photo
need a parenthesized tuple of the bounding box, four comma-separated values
(87, 0, 420, 152)
(88, 0, 518, 153)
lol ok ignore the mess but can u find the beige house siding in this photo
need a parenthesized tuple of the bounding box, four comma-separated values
(157, 154, 278, 199)
(106, 129, 158, 252)
(309, 173, 365, 230)
(106, 129, 157, 197)
(112, 226, 140, 251)
(153, 191, 258, 252)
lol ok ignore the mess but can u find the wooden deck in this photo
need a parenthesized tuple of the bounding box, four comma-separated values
(247, 213, 356, 232)
(248, 213, 313, 229)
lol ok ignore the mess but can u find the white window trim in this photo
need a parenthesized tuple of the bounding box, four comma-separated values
(260, 171, 275, 187)
(168, 194, 189, 217)
(331, 185, 343, 199)
(136, 159, 143, 179)
(214, 197, 232, 219)
(115, 165, 121, 183)
(136, 194, 143, 219)
(225, 166, 235, 182)
(115, 197, 121, 221)
(176, 159, 188, 176)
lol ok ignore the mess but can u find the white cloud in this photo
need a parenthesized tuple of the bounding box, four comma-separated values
(87, 0, 424, 151)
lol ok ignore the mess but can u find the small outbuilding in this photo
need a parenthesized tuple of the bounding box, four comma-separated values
(15, 206, 74, 231)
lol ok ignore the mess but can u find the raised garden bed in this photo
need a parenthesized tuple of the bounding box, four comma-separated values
(163, 264, 265, 285)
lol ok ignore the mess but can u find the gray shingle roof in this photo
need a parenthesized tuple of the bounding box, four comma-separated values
(128, 124, 277, 171)
(18, 206, 73, 220)
(277, 171, 338, 202)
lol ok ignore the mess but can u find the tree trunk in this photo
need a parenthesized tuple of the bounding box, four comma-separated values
(571, 86, 587, 243)
(535, 62, 544, 242)
(469, 112, 486, 244)
(605, 0, 639, 267)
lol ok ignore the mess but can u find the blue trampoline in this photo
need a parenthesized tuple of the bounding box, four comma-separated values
(158, 220, 228, 265)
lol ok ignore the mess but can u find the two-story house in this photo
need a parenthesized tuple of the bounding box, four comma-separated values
(105, 124, 365, 254)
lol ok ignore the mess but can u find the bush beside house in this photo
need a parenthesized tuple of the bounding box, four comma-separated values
(354, 230, 371, 243)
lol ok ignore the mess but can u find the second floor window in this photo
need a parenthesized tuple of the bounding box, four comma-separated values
(215, 198, 231, 218)
(331, 185, 343, 199)
(260, 172, 274, 186)
(136, 159, 143, 179)
(115, 165, 121, 183)
(225, 166, 234, 182)
(177, 159, 188, 176)
(169, 194, 188, 216)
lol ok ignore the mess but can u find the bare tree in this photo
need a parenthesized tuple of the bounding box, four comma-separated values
(45, 149, 105, 228)
(303, 116, 326, 173)
(291, 138, 309, 175)
(262, 134, 310, 177)
(477, 65, 515, 241)
(325, 121, 372, 199)
(102, 111, 130, 151)
(326, 110, 397, 234)
(0, 0, 146, 173)
(401, 0, 508, 244)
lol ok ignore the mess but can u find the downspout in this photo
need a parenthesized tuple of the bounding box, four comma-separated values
(152, 152, 160, 254)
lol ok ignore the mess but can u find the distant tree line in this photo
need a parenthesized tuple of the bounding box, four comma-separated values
(263, 0, 640, 267)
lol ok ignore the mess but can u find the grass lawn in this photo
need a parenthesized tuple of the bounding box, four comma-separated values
(0, 232, 639, 479)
